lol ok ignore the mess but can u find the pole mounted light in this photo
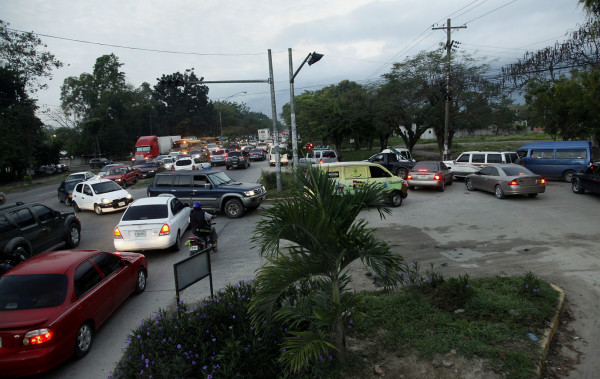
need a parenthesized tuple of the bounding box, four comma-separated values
(289, 50, 324, 169)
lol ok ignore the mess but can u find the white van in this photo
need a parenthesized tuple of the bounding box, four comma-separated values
(269, 146, 289, 166)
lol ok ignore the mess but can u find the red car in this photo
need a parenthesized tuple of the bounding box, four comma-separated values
(0, 249, 148, 377)
(102, 165, 140, 188)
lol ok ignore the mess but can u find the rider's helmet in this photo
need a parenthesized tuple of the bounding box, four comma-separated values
(193, 201, 202, 210)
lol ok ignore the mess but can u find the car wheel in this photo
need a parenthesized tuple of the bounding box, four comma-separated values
(224, 198, 245, 218)
(122, 181, 127, 189)
(396, 168, 408, 179)
(58, 195, 62, 203)
(226, 165, 231, 170)
(562, 170, 575, 183)
(572, 179, 585, 194)
(171, 231, 181, 252)
(12, 245, 29, 260)
(134, 268, 147, 294)
(466, 178, 474, 191)
(73, 201, 81, 212)
(448, 176, 453, 185)
(495, 185, 505, 199)
(65, 197, 73, 206)
(65, 222, 81, 248)
(94, 204, 103, 215)
(439, 181, 445, 192)
(389, 191, 403, 207)
(74, 322, 93, 358)
(528, 193, 538, 198)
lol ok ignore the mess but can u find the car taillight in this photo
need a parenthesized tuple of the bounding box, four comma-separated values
(509, 180, 518, 185)
(23, 328, 53, 345)
(171, 166, 175, 170)
(159, 224, 170, 236)
(192, 165, 196, 170)
(418, 169, 428, 172)
(319, 159, 323, 164)
(407, 174, 413, 179)
(114, 227, 123, 239)
(540, 178, 546, 184)
(434, 174, 441, 180)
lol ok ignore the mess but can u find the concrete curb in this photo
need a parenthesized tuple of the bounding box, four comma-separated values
(536, 283, 565, 378)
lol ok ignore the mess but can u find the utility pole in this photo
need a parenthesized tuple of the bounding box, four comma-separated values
(268, 49, 282, 192)
(433, 18, 466, 160)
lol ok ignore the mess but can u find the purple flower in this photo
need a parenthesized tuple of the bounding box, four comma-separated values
(229, 325, 233, 330)
(203, 365, 208, 370)
(177, 344, 182, 349)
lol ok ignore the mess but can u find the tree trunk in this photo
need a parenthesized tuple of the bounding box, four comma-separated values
(335, 316, 347, 364)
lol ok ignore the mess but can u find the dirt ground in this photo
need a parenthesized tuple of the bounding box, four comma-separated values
(345, 267, 581, 379)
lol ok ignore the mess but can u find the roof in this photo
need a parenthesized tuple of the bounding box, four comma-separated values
(319, 161, 382, 168)
(129, 196, 173, 206)
(5, 250, 105, 276)
(79, 178, 114, 185)
(517, 141, 592, 149)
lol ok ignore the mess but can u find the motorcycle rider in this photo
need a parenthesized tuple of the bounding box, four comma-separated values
(190, 201, 217, 249)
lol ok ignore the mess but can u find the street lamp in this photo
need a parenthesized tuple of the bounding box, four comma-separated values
(289, 50, 323, 169)
(218, 91, 247, 137)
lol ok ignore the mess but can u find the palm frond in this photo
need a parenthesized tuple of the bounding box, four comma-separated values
(279, 330, 337, 374)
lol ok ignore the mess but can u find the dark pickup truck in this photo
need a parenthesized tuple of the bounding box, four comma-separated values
(367, 151, 415, 179)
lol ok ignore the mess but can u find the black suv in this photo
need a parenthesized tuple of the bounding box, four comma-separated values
(0, 202, 81, 260)
(226, 151, 250, 170)
(147, 170, 267, 218)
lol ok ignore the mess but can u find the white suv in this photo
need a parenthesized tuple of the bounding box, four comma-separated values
(71, 179, 134, 215)
(444, 151, 519, 178)
(174, 157, 210, 171)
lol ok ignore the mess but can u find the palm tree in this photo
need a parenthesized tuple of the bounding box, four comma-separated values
(250, 166, 405, 373)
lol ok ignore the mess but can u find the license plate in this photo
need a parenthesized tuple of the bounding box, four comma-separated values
(190, 245, 198, 251)
(134, 231, 146, 238)
(118, 201, 125, 207)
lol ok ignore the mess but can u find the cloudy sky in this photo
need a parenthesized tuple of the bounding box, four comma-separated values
(0, 0, 589, 126)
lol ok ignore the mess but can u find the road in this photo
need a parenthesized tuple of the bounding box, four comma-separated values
(9, 161, 600, 378)
(15, 160, 271, 379)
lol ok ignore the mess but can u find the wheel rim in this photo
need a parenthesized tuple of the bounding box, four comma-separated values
(77, 324, 92, 353)
(495, 186, 503, 198)
(573, 181, 581, 192)
(70, 226, 80, 245)
(466, 180, 473, 190)
(564, 171, 574, 182)
(227, 202, 240, 216)
(65, 198, 72, 206)
(398, 169, 407, 179)
(391, 193, 402, 206)
(95, 205, 102, 215)
(137, 270, 146, 291)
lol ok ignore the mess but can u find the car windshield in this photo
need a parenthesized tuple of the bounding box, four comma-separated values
(0, 274, 68, 310)
(163, 158, 173, 163)
(208, 171, 234, 185)
(142, 162, 158, 168)
(501, 166, 535, 176)
(176, 159, 191, 165)
(108, 168, 126, 175)
(213, 150, 225, 156)
(229, 152, 242, 157)
(92, 181, 123, 194)
(251, 149, 263, 154)
(122, 204, 168, 221)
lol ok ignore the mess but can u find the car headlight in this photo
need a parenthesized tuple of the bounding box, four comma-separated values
(244, 190, 255, 196)
(126, 193, 133, 200)
(101, 198, 112, 204)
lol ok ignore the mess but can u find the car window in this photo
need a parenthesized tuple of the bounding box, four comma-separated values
(486, 154, 502, 164)
(369, 165, 391, 178)
(506, 153, 519, 163)
(555, 149, 587, 159)
(0, 274, 68, 310)
(176, 159, 191, 166)
(83, 184, 93, 196)
(174, 175, 193, 187)
(74, 260, 103, 297)
(91, 181, 122, 194)
(123, 204, 168, 220)
(32, 205, 56, 223)
(502, 166, 534, 176)
(323, 151, 336, 158)
(92, 253, 124, 277)
(0, 213, 16, 233)
(194, 175, 209, 186)
(74, 183, 83, 193)
(456, 154, 470, 163)
(479, 167, 495, 176)
(531, 149, 554, 159)
(209, 172, 234, 185)
(472, 154, 485, 163)
(155, 175, 174, 187)
(172, 198, 185, 213)
(11, 208, 35, 228)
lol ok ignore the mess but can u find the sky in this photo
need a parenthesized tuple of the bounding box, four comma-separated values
(0, 0, 589, 128)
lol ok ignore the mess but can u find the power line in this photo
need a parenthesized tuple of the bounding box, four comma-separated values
(464, 0, 519, 25)
(5, 27, 275, 56)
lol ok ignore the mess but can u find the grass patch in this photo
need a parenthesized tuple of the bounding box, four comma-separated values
(113, 270, 559, 379)
(259, 169, 297, 199)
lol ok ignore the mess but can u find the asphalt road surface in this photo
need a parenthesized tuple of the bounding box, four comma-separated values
(8, 162, 600, 378)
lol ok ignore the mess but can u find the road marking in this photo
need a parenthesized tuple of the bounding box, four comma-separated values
(40, 191, 55, 197)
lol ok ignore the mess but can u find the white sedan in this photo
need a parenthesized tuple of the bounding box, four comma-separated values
(113, 195, 191, 252)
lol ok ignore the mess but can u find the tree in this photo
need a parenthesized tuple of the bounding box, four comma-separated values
(0, 20, 63, 93)
(153, 70, 216, 137)
(250, 166, 404, 372)
(0, 67, 45, 181)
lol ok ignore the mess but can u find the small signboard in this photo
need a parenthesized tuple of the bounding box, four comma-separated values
(173, 248, 213, 302)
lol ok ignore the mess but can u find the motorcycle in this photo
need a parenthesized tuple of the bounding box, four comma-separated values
(186, 222, 218, 255)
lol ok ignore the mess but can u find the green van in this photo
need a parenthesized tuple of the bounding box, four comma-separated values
(317, 162, 408, 207)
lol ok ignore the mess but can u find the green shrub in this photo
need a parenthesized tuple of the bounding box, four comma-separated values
(23, 175, 32, 184)
(112, 280, 335, 379)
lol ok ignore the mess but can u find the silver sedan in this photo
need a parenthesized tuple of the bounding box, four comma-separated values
(465, 164, 546, 199)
